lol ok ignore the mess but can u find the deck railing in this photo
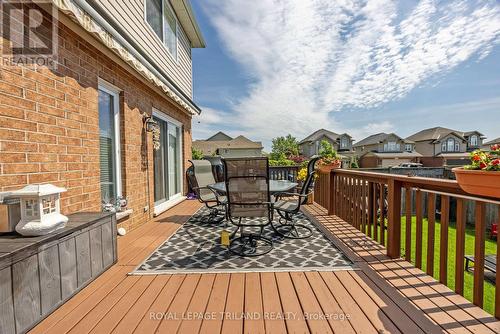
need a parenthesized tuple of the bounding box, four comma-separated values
(269, 165, 300, 182)
(314, 168, 500, 318)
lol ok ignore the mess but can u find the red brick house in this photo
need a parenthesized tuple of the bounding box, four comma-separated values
(0, 0, 205, 231)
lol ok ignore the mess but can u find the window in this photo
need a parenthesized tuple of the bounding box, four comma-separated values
(447, 138, 455, 152)
(455, 141, 460, 152)
(470, 135, 478, 146)
(340, 137, 348, 148)
(405, 144, 412, 152)
(145, 0, 163, 40)
(145, 0, 177, 59)
(386, 141, 397, 151)
(98, 81, 121, 203)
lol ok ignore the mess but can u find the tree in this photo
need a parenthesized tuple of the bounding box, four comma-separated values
(271, 134, 299, 159)
(191, 147, 204, 160)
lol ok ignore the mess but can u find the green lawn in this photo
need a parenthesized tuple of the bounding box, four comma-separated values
(394, 216, 497, 315)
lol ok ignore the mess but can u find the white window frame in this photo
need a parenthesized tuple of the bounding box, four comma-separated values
(387, 141, 397, 151)
(144, 0, 178, 61)
(340, 137, 348, 148)
(405, 144, 412, 152)
(98, 79, 122, 199)
(470, 135, 478, 146)
(447, 138, 455, 152)
(152, 108, 184, 216)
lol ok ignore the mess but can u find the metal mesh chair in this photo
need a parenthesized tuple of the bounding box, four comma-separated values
(223, 157, 273, 256)
(272, 156, 320, 239)
(188, 160, 226, 224)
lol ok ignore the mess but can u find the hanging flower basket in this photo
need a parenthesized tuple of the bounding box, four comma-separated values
(453, 144, 500, 199)
(318, 160, 341, 173)
(151, 124, 161, 151)
(316, 139, 342, 173)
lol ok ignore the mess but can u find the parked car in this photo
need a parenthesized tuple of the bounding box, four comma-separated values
(394, 162, 423, 168)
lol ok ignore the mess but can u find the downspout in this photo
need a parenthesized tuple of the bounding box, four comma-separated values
(72, 0, 201, 115)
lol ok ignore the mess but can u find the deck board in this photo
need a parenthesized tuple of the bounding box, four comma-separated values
(199, 273, 230, 334)
(260, 273, 288, 334)
(28, 200, 500, 334)
(304, 271, 356, 334)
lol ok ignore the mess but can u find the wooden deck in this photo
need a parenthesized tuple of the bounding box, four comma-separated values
(29, 200, 500, 334)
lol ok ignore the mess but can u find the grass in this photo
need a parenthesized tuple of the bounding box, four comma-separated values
(394, 216, 497, 315)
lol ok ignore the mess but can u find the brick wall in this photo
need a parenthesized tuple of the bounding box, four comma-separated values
(359, 156, 379, 168)
(420, 157, 444, 167)
(0, 20, 192, 231)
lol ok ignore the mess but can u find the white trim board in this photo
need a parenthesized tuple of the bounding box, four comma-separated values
(154, 196, 186, 216)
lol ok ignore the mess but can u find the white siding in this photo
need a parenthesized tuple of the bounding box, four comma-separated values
(95, 0, 193, 97)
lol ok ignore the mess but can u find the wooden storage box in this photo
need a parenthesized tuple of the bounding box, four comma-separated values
(0, 212, 117, 334)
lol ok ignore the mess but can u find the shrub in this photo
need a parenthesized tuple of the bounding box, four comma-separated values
(191, 147, 204, 160)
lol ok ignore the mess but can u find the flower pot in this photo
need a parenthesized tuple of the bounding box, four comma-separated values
(318, 161, 341, 173)
(453, 167, 500, 199)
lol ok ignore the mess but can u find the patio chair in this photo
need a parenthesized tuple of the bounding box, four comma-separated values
(272, 156, 320, 239)
(188, 160, 226, 224)
(223, 157, 273, 256)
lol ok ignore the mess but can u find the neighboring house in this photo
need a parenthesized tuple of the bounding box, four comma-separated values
(0, 0, 205, 230)
(193, 132, 264, 158)
(353, 133, 422, 168)
(406, 127, 485, 167)
(482, 137, 500, 149)
(298, 129, 355, 162)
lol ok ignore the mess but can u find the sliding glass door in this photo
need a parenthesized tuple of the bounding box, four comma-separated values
(153, 111, 182, 210)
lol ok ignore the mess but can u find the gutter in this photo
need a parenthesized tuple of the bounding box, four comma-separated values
(72, 0, 201, 114)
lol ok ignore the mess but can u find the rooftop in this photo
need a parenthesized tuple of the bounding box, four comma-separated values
(406, 127, 485, 142)
(353, 132, 412, 147)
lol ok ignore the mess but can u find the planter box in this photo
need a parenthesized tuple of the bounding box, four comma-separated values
(318, 162, 341, 173)
(453, 167, 500, 199)
(0, 212, 117, 334)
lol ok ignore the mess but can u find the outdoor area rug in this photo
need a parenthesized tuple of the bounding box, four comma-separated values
(131, 206, 353, 274)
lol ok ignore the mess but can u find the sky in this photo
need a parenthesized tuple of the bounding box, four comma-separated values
(190, 0, 500, 150)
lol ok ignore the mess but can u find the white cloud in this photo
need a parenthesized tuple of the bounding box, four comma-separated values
(199, 0, 500, 146)
(192, 106, 228, 140)
(353, 121, 396, 143)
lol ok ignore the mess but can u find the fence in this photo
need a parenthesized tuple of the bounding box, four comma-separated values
(314, 168, 500, 318)
(269, 165, 300, 182)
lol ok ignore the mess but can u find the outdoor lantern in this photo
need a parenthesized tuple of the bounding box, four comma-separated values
(144, 115, 161, 150)
(9, 184, 68, 236)
(144, 115, 158, 132)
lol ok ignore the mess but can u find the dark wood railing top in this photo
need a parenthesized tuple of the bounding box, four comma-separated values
(328, 168, 500, 203)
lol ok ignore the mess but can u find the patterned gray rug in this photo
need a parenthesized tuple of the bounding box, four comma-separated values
(131, 207, 353, 274)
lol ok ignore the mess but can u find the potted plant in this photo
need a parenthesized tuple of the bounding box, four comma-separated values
(297, 166, 316, 204)
(453, 144, 500, 198)
(317, 140, 341, 172)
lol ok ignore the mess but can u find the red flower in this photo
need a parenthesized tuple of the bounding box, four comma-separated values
(472, 155, 481, 161)
(492, 159, 500, 166)
(480, 162, 487, 169)
(492, 144, 499, 151)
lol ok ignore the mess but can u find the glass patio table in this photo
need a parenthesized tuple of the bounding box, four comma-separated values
(208, 180, 298, 195)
